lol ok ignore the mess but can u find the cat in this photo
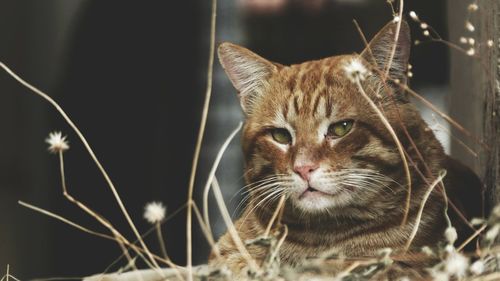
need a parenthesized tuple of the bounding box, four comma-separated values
(209, 21, 483, 279)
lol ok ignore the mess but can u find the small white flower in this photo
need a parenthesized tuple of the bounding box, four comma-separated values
(468, 38, 475, 45)
(420, 22, 429, 29)
(393, 16, 401, 23)
(487, 40, 494, 47)
(470, 217, 485, 225)
(459, 37, 467, 44)
(421, 246, 435, 256)
(409, 11, 419, 21)
(423, 30, 430, 37)
(444, 244, 455, 253)
(444, 227, 458, 244)
(466, 48, 475, 56)
(465, 21, 475, 32)
(143, 201, 166, 224)
(492, 205, 500, 217)
(430, 270, 449, 281)
(485, 224, 500, 241)
(468, 3, 478, 11)
(343, 58, 369, 83)
(469, 260, 485, 275)
(445, 251, 469, 278)
(45, 131, 69, 153)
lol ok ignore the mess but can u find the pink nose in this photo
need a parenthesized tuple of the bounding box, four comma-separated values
(293, 163, 319, 181)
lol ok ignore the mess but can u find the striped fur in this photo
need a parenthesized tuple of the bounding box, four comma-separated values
(211, 21, 482, 279)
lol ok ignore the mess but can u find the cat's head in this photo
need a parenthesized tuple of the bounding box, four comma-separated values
(218, 21, 434, 217)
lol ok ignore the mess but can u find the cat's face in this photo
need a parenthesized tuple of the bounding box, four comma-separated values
(219, 21, 416, 216)
(239, 57, 401, 213)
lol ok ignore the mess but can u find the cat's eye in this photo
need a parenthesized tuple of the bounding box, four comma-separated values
(327, 120, 354, 138)
(271, 128, 292, 144)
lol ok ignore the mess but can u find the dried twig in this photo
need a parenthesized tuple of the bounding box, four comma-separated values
(457, 224, 487, 251)
(404, 170, 447, 251)
(353, 77, 412, 225)
(185, 0, 217, 279)
(383, 0, 404, 78)
(0, 63, 160, 270)
(18, 200, 115, 241)
(263, 194, 286, 237)
(191, 202, 221, 259)
(211, 176, 260, 271)
(202, 122, 243, 237)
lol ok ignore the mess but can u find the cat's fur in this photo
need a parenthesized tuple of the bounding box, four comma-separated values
(210, 21, 482, 279)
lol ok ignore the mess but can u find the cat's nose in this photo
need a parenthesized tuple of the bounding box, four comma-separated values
(293, 163, 319, 181)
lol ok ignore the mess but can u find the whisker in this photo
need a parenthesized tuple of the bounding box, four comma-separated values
(233, 183, 282, 216)
(254, 189, 287, 218)
(241, 188, 286, 225)
(229, 175, 291, 202)
(323, 168, 399, 195)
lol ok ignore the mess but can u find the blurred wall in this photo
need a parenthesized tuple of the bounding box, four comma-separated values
(0, 0, 84, 278)
(447, 0, 499, 210)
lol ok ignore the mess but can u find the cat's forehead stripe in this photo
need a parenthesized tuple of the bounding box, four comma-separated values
(282, 96, 289, 118)
(293, 95, 300, 113)
(312, 92, 322, 116)
(274, 57, 351, 122)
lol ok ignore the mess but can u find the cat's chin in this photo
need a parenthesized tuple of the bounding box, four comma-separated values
(290, 189, 352, 213)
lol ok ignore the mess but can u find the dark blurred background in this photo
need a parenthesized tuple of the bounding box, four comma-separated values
(0, 0, 457, 279)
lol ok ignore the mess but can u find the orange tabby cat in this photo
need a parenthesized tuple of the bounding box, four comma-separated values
(210, 21, 482, 279)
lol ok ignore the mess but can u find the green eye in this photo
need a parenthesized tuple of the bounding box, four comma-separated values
(327, 120, 354, 138)
(271, 128, 292, 144)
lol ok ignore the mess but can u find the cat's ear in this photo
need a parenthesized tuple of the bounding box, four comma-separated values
(361, 20, 411, 82)
(218, 42, 278, 114)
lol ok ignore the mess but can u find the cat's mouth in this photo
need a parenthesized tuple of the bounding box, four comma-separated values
(299, 185, 338, 199)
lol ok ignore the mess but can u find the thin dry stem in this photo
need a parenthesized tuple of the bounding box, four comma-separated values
(98, 204, 189, 279)
(400, 82, 489, 150)
(263, 194, 286, 237)
(211, 176, 260, 271)
(0, 62, 160, 270)
(352, 18, 412, 226)
(18, 200, 115, 240)
(57, 151, 168, 277)
(337, 261, 362, 279)
(19, 200, 159, 274)
(431, 117, 479, 158)
(268, 225, 288, 264)
(202, 122, 243, 237)
(115, 238, 145, 281)
(58, 152, 117, 237)
(191, 202, 221, 259)
(383, 0, 404, 78)
(186, 0, 217, 279)
(403, 170, 447, 252)
(354, 78, 412, 225)
(19, 200, 185, 279)
(155, 222, 170, 262)
(457, 224, 487, 251)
